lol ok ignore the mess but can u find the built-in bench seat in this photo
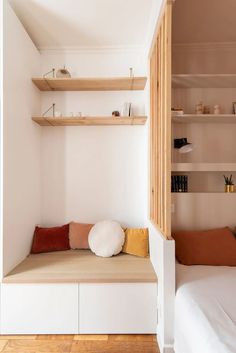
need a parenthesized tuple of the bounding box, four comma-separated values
(1, 250, 157, 335)
(3, 250, 157, 283)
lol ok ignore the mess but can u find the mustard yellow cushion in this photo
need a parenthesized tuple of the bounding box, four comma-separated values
(122, 228, 149, 257)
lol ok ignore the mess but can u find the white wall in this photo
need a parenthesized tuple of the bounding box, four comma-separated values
(40, 50, 148, 227)
(3, 1, 41, 276)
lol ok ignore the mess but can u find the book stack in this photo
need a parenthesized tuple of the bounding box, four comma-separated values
(171, 175, 188, 192)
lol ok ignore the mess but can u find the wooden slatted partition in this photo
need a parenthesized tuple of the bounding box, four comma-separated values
(150, 1, 172, 239)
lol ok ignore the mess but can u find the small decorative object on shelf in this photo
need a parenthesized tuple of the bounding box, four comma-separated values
(171, 175, 188, 192)
(195, 101, 204, 114)
(171, 108, 184, 116)
(174, 138, 193, 154)
(76, 112, 83, 118)
(122, 102, 132, 117)
(233, 102, 236, 114)
(112, 111, 120, 117)
(56, 66, 71, 78)
(213, 104, 221, 115)
(203, 105, 211, 114)
(223, 174, 234, 193)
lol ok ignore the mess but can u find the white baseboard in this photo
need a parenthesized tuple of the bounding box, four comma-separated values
(156, 334, 175, 353)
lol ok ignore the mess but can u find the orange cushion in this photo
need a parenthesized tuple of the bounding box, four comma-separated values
(69, 222, 94, 249)
(122, 228, 149, 257)
(172, 227, 236, 266)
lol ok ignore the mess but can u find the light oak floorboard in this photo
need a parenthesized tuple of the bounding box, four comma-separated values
(1, 335, 159, 353)
(74, 335, 108, 341)
(2, 339, 72, 353)
(36, 335, 75, 341)
(109, 334, 154, 341)
(0, 341, 8, 352)
(0, 336, 37, 340)
(71, 341, 159, 353)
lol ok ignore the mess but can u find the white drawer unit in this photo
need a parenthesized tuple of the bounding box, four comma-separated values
(79, 283, 157, 334)
(1, 252, 158, 334)
(1, 284, 79, 334)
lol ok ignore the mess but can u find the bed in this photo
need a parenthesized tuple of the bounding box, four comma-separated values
(174, 264, 236, 353)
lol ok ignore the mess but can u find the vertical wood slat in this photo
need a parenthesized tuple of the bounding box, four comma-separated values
(149, 1, 172, 239)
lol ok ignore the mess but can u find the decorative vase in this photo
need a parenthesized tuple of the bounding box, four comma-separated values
(225, 184, 234, 193)
(56, 66, 71, 78)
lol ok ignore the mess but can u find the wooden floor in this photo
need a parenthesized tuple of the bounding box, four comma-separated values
(0, 334, 160, 353)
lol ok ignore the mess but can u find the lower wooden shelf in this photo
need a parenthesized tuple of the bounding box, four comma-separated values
(172, 163, 236, 172)
(172, 114, 236, 123)
(172, 192, 236, 194)
(32, 116, 147, 126)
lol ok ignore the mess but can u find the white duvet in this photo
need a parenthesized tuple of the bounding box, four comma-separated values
(175, 264, 236, 353)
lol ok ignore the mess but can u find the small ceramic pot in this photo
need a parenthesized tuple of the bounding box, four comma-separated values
(225, 184, 234, 193)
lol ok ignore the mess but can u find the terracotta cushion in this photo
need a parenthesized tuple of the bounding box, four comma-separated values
(172, 227, 236, 266)
(31, 224, 70, 254)
(69, 222, 94, 249)
(122, 228, 149, 257)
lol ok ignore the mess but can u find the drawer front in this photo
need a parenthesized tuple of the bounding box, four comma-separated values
(1, 284, 79, 334)
(79, 283, 157, 334)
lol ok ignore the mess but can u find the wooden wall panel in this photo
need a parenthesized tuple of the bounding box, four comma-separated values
(150, 2, 172, 239)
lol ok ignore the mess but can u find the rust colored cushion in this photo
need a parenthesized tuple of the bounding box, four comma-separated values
(122, 228, 149, 257)
(172, 227, 236, 266)
(31, 224, 70, 254)
(69, 222, 94, 249)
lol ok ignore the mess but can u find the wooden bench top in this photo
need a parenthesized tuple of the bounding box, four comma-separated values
(3, 250, 157, 284)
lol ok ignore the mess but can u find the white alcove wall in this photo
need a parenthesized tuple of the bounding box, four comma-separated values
(40, 50, 148, 227)
(3, 1, 41, 276)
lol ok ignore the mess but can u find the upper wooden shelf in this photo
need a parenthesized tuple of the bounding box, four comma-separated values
(172, 114, 236, 123)
(172, 163, 236, 172)
(172, 74, 236, 88)
(32, 77, 147, 91)
(32, 116, 147, 126)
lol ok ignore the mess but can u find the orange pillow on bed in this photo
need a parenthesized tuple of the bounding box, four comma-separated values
(172, 227, 236, 266)
(69, 222, 94, 249)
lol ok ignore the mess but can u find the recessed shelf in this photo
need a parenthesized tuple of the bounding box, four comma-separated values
(172, 163, 236, 172)
(32, 77, 147, 91)
(172, 114, 236, 123)
(172, 74, 236, 88)
(32, 116, 147, 126)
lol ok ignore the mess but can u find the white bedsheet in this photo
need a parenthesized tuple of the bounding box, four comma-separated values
(175, 264, 236, 353)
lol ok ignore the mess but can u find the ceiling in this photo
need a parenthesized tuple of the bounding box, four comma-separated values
(173, 0, 236, 43)
(9, 0, 155, 50)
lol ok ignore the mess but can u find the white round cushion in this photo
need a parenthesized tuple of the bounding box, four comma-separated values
(88, 220, 125, 257)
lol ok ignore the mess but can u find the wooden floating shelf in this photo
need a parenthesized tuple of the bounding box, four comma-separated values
(32, 77, 147, 91)
(172, 163, 236, 172)
(172, 114, 236, 123)
(172, 192, 236, 194)
(32, 116, 147, 126)
(172, 74, 236, 88)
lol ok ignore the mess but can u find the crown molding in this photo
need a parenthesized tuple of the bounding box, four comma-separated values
(38, 45, 145, 55)
(172, 42, 236, 52)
